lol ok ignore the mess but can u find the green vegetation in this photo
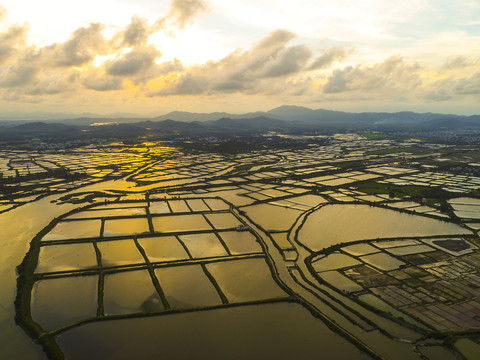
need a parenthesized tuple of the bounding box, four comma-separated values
(357, 182, 451, 200)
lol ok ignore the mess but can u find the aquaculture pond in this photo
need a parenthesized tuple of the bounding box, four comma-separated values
(7, 143, 480, 360)
(241, 203, 303, 231)
(297, 204, 471, 251)
(55, 303, 372, 360)
(22, 197, 381, 360)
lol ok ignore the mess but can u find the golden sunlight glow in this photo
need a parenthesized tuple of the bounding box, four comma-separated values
(146, 73, 180, 91)
(420, 71, 450, 81)
(0, 0, 478, 114)
(123, 80, 140, 94)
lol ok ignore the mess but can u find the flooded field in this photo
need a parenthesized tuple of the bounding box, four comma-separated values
(31, 276, 98, 331)
(55, 303, 371, 360)
(3, 139, 480, 360)
(103, 270, 163, 315)
(298, 204, 471, 251)
(36, 243, 97, 273)
(152, 214, 211, 232)
(43, 220, 101, 241)
(178, 233, 228, 258)
(241, 204, 303, 231)
(103, 218, 150, 237)
(154, 265, 223, 308)
(97, 239, 146, 267)
(137, 236, 189, 262)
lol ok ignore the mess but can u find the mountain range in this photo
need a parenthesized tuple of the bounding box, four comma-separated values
(150, 105, 478, 126)
(1, 105, 479, 126)
(1, 105, 479, 143)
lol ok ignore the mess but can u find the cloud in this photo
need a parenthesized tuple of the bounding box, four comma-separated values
(323, 56, 421, 95)
(26, 75, 74, 95)
(156, 58, 184, 74)
(117, 0, 210, 47)
(118, 0, 210, 45)
(323, 69, 348, 93)
(0, 24, 28, 64)
(442, 55, 478, 70)
(260, 44, 311, 77)
(123, 16, 150, 46)
(0, 2, 477, 111)
(454, 72, 480, 95)
(0, 12, 175, 96)
(417, 72, 480, 101)
(105, 52, 181, 87)
(322, 57, 480, 103)
(0, 5, 6, 21)
(48, 23, 109, 67)
(0, 21, 118, 93)
(2, 92, 20, 102)
(0, 65, 36, 88)
(254, 29, 296, 51)
(83, 75, 124, 91)
(422, 87, 453, 101)
(150, 29, 310, 96)
(161, 0, 209, 30)
(106, 46, 160, 76)
(308, 46, 350, 70)
(222, 29, 299, 81)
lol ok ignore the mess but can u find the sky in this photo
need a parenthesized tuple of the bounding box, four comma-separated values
(0, 0, 479, 116)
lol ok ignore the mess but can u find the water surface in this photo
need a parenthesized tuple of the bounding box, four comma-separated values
(298, 204, 470, 251)
(55, 302, 372, 360)
(103, 270, 163, 315)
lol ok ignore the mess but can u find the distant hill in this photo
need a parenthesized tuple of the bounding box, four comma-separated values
(154, 111, 233, 122)
(136, 119, 205, 132)
(0, 122, 81, 141)
(0, 106, 479, 139)
(0, 111, 144, 121)
(420, 115, 480, 130)
(0, 122, 147, 142)
(266, 105, 344, 122)
(209, 116, 288, 130)
(145, 106, 477, 129)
